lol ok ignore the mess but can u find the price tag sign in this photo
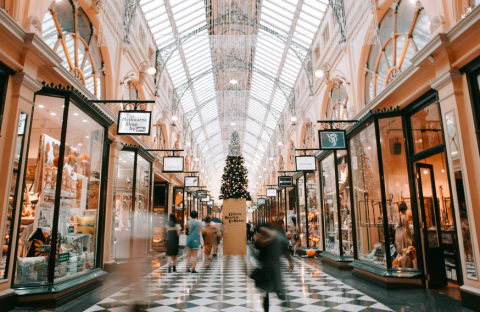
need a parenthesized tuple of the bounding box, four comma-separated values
(58, 252, 70, 263)
(117, 111, 152, 135)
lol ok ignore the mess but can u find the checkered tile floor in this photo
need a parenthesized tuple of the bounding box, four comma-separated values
(85, 249, 393, 311)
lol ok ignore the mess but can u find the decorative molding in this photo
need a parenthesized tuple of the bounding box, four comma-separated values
(430, 69, 462, 90)
(27, 16, 42, 32)
(12, 72, 43, 92)
(11, 94, 35, 106)
(438, 91, 463, 103)
(430, 15, 445, 34)
(0, 49, 23, 72)
(111, 141, 124, 151)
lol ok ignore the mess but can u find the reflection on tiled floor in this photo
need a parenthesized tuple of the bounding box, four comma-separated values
(85, 251, 393, 312)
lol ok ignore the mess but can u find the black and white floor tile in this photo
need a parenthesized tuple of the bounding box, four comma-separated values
(84, 250, 393, 312)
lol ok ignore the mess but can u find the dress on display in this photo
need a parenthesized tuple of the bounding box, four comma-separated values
(395, 214, 412, 255)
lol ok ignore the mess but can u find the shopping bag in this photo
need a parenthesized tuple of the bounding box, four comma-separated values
(179, 234, 187, 246)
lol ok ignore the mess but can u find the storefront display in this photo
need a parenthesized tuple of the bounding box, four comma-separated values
(306, 173, 319, 247)
(173, 187, 184, 228)
(152, 182, 168, 251)
(11, 85, 112, 290)
(297, 175, 307, 248)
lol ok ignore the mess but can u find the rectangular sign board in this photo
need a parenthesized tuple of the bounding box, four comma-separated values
(117, 111, 152, 135)
(319, 129, 347, 150)
(278, 176, 293, 188)
(266, 189, 277, 197)
(196, 190, 207, 198)
(251, 205, 258, 210)
(207, 200, 214, 206)
(185, 176, 199, 187)
(257, 198, 266, 205)
(296, 156, 317, 171)
(163, 156, 184, 173)
(201, 195, 210, 202)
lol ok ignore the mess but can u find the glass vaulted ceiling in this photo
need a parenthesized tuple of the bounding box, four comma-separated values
(140, 0, 326, 177)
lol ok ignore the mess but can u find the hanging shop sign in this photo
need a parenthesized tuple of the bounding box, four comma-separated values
(251, 205, 258, 210)
(318, 129, 347, 150)
(117, 110, 152, 135)
(278, 176, 293, 187)
(248, 209, 254, 213)
(258, 198, 266, 205)
(295, 155, 317, 171)
(185, 176, 199, 187)
(207, 200, 214, 207)
(196, 190, 207, 198)
(163, 156, 184, 173)
(201, 195, 210, 202)
(18, 113, 27, 135)
(266, 189, 277, 197)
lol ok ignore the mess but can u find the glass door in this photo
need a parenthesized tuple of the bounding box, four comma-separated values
(415, 162, 448, 288)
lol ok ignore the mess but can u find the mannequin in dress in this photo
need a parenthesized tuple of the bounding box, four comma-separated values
(395, 201, 413, 255)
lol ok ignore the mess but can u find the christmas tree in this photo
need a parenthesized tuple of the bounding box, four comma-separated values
(220, 131, 252, 200)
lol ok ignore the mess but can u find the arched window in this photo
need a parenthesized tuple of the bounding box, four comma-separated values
(42, 1, 104, 98)
(324, 79, 354, 124)
(365, 0, 430, 103)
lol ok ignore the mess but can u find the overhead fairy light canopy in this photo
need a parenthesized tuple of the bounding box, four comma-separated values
(140, 0, 328, 181)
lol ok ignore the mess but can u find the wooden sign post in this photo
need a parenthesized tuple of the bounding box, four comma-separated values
(223, 198, 247, 255)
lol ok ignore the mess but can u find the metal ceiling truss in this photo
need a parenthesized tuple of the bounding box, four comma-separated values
(329, 0, 347, 43)
(155, 7, 313, 98)
(124, 0, 141, 43)
(171, 55, 296, 115)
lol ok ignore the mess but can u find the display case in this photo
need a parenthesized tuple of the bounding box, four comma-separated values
(11, 84, 113, 296)
(152, 182, 168, 251)
(319, 150, 354, 268)
(173, 187, 185, 229)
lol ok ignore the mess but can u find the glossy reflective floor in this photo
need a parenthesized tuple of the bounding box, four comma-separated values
(10, 245, 473, 312)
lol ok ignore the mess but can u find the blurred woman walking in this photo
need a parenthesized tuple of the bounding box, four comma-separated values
(166, 213, 181, 273)
(186, 210, 204, 273)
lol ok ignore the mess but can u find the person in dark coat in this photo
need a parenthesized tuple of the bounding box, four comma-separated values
(254, 225, 294, 312)
(166, 213, 181, 273)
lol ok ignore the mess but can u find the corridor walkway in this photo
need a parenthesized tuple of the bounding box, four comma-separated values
(85, 252, 393, 312)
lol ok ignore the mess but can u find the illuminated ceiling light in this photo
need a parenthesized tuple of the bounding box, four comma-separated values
(195, 158, 199, 162)
(186, 142, 191, 146)
(269, 157, 273, 161)
(172, 115, 178, 121)
(229, 79, 238, 85)
(83, 119, 87, 122)
(263, 168, 266, 171)
(230, 122, 236, 126)
(314, 70, 324, 78)
(291, 116, 297, 122)
(278, 141, 283, 146)
(123, 161, 126, 163)
(86, 136, 89, 139)
(51, 112, 56, 116)
(424, 170, 428, 174)
(201, 169, 204, 172)
(74, 113, 78, 116)
(147, 66, 156, 75)
(38, 105, 44, 108)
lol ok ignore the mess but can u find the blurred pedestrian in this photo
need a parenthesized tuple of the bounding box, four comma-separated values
(252, 225, 294, 312)
(203, 215, 217, 267)
(291, 216, 300, 256)
(166, 213, 181, 273)
(186, 210, 204, 273)
(247, 222, 252, 242)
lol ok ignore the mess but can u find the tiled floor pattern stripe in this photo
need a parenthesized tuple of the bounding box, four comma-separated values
(85, 250, 393, 312)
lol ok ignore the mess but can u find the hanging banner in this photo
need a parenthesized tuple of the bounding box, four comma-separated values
(163, 156, 184, 173)
(201, 195, 210, 202)
(117, 111, 152, 135)
(266, 189, 277, 197)
(185, 176, 199, 187)
(196, 190, 207, 198)
(258, 198, 266, 205)
(296, 155, 317, 171)
(278, 176, 293, 187)
(318, 129, 347, 150)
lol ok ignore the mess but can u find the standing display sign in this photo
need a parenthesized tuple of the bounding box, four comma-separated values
(117, 111, 152, 135)
(296, 155, 317, 171)
(318, 129, 347, 150)
(196, 190, 207, 198)
(278, 176, 293, 187)
(163, 156, 184, 173)
(201, 195, 210, 202)
(185, 176, 199, 187)
(223, 198, 247, 255)
(266, 189, 277, 197)
(258, 198, 266, 205)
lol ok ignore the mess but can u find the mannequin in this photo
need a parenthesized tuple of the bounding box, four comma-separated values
(395, 201, 412, 255)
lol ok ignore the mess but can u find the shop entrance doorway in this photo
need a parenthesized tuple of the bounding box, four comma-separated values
(414, 161, 448, 289)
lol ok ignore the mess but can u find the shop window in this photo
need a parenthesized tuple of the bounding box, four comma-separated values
(365, 0, 430, 103)
(42, 2, 104, 98)
(0, 63, 14, 133)
(322, 154, 338, 254)
(410, 102, 443, 154)
(174, 188, 185, 229)
(13, 87, 111, 287)
(350, 124, 385, 266)
(1, 113, 27, 278)
(445, 111, 477, 280)
(378, 116, 416, 269)
(297, 176, 307, 247)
